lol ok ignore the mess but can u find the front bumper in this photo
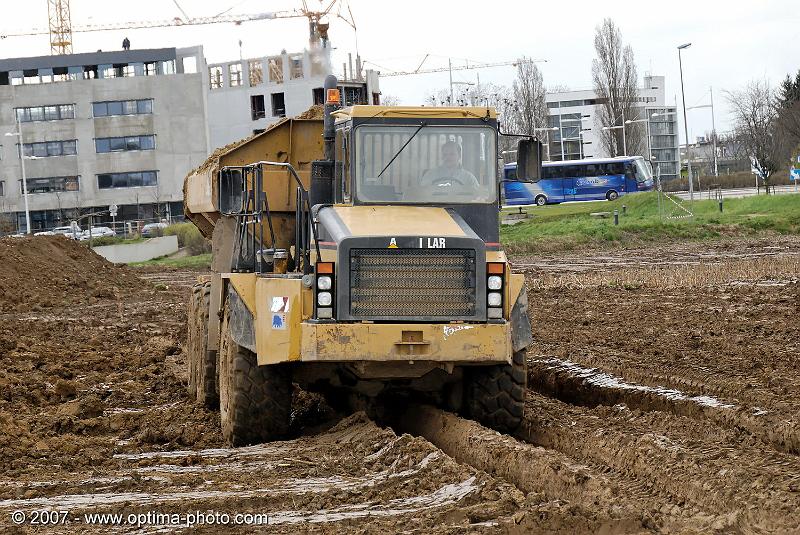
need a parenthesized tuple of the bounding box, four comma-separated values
(300, 321, 512, 364)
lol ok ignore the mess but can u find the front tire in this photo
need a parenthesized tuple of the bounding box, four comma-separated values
(535, 195, 547, 206)
(606, 190, 619, 201)
(465, 349, 527, 433)
(219, 303, 291, 446)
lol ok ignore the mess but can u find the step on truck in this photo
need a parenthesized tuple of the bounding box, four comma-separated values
(183, 75, 542, 445)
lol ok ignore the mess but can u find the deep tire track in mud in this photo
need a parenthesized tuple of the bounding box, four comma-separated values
(518, 391, 800, 533)
(528, 356, 800, 455)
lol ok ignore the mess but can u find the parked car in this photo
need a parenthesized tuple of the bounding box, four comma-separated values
(51, 226, 82, 239)
(79, 226, 115, 240)
(141, 222, 168, 237)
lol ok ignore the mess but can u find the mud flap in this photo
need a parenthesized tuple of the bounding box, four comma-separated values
(228, 287, 256, 354)
(510, 287, 533, 352)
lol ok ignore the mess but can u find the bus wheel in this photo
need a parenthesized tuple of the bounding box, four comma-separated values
(535, 195, 547, 206)
(606, 190, 619, 201)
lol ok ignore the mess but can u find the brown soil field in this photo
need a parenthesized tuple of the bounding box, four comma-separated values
(0, 235, 798, 533)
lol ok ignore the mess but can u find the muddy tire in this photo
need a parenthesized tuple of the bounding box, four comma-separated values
(219, 304, 291, 446)
(465, 349, 527, 433)
(188, 281, 218, 408)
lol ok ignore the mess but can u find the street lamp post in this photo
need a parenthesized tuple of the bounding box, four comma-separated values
(4, 116, 32, 234)
(677, 42, 693, 202)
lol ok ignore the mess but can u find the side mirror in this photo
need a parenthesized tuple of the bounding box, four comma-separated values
(516, 138, 543, 182)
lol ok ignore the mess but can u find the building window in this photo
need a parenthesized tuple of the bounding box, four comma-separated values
(290, 55, 303, 79)
(271, 93, 286, 117)
(313, 87, 325, 105)
(0, 181, 4, 197)
(92, 99, 153, 117)
(210, 66, 223, 89)
(229, 63, 243, 87)
(159, 60, 176, 75)
(95, 135, 156, 153)
(182, 56, 197, 74)
(251, 95, 266, 120)
(15, 104, 74, 123)
(22, 176, 79, 194)
(22, 140, 77, 157)
(267, 57, 283, 83)
(97, 171, 158, 189)
(248, 60, 263, 86)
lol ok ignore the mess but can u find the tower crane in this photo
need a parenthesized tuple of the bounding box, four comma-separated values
(1, 0, 356, 54)
(370, 58, 546, 77)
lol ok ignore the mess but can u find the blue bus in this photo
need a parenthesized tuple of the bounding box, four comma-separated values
(503, 156, 654, 206)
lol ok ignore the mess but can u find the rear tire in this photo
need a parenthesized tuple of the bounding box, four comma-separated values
(187, 280, 218, 408)
(465, 349, 527, 433)
(219, 303, 291, 446)
(606, 190, 619, 201)
(535, 195, 547, 206)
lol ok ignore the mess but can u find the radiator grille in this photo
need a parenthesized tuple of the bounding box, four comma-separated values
(349, 248, 476, 318)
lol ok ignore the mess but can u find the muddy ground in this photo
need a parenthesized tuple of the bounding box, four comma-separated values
(0, 236, 798, 533)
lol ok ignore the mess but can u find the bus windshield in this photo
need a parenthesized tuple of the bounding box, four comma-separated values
(354, 125, 497, 204)
(632, 158, 654, 183)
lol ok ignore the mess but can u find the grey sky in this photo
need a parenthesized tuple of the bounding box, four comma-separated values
(1, 0, 796, 143)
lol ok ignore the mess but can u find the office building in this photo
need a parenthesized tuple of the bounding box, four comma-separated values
(545, 75, 680, 181)
(0, 46, 209, 232)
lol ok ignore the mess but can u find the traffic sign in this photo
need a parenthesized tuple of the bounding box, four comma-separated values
(791, 168, 800, 182)
(109, 204, 118, 217)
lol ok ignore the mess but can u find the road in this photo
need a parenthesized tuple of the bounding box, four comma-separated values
(672, 183, 799, 200)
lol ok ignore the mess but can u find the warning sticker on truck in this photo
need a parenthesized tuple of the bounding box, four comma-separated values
(271, 296, 289, 330)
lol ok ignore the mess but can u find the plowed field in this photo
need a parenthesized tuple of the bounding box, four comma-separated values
(0, 235, 798, 533)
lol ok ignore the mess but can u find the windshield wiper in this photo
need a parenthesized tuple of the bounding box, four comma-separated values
(377, 122, 426, 178)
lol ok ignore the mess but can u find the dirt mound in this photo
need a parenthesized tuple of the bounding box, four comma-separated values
(295, 104, 324, 119)
(0, 236, 141, 312)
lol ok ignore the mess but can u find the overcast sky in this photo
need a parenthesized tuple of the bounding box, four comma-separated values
(1, 0, 796, 143)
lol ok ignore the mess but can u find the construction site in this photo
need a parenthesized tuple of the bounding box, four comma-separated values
(1, 1, 799, 534)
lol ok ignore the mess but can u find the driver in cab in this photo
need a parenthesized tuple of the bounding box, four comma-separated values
(420, 141, 479, 188)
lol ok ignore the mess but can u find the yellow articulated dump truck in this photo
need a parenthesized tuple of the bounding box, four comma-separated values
(184, 75, 541, 445)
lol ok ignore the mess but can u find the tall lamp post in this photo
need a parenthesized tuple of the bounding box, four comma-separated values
(4, 117, 32, 234)
(677, 42, 693, 202)
(687, 86, 718, 178)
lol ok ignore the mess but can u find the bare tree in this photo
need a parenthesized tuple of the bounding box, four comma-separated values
(511, 57, 548, 137)
(591, 18, 644, 157)
(725, 80, 783, 188)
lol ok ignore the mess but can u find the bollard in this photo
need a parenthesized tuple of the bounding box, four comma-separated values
(613, 210, 619, 226)
(622, 204, 627, 215)
(719, 199, 723, 213)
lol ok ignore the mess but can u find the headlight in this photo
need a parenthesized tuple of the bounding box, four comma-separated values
(317, 275, 332, 290)
(487, 292, 502, 307)
(317, 292, 332, 306)
(487, 275, 503, 290)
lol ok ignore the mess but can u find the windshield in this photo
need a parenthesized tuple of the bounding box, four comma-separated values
(354, 125, 497, 204)
(633, 158, 654, 183)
